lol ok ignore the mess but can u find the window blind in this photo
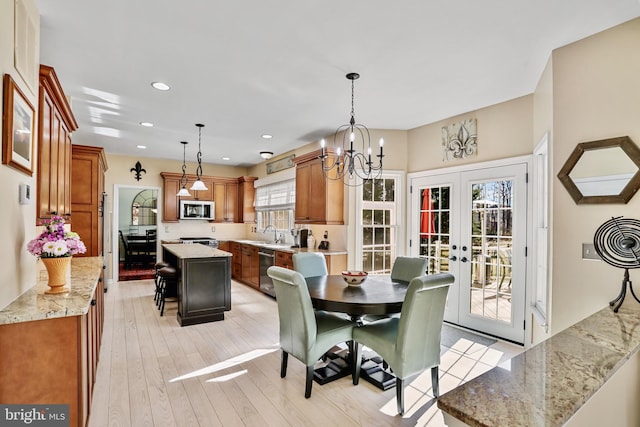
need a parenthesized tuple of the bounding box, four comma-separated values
(255, 179, 295, 211)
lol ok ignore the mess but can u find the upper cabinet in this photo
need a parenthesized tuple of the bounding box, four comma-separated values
(71, 145, 108, 257)
(161, 172, 256, 223)
(37, 65, 78, 224)
(294, 150, 344, 224)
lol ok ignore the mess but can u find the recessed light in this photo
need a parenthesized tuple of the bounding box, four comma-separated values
(151, 81, 170, 91)
(137, 145, 147, 149)
(222, 157, 231, 161)
(261, 134, 273, 139)
(140, 122, 154, 127)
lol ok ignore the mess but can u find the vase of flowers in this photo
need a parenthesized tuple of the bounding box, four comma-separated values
(27, 215, 86, 294)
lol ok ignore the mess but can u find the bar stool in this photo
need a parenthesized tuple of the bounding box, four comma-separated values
(154, 261, 169, 305)
(157, 266, 178, 316)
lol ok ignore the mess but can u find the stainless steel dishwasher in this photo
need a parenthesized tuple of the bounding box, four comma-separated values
(258, 247, 276, 297)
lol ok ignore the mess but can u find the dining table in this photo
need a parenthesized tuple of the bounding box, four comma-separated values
(304, 274, 410, 390)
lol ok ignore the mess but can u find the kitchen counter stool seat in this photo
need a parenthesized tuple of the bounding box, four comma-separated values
(154, 261, 170, 304)
(157, 266, 178, 316)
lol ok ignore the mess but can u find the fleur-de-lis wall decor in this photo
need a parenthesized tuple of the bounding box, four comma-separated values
(442, 118, 478, 161)
(130, 161, 147, 181)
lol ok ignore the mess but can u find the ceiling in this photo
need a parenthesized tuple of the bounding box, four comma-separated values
(35, 0, 640, 168)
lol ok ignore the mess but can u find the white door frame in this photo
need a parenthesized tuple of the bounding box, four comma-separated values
(112, 184, 162, 282)
(407, 155, 533, 345)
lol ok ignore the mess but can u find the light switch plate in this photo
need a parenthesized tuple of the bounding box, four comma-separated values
(582, 243, 601, 260)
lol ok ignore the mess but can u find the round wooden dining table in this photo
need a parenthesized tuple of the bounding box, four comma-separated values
(304, 274, 408, 317)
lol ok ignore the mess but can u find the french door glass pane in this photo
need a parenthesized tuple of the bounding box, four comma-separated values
(420, 186, 451, 274)
(469, 179, 514, 323)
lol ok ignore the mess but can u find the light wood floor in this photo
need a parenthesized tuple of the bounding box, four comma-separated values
(88, 279, 522, 427)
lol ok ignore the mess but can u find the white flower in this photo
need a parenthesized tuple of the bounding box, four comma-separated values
(43, 240, 69, 256)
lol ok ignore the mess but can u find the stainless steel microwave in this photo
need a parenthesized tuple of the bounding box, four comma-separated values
(179, 200, 214, 220)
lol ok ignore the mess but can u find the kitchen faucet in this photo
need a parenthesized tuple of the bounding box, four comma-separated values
(263, 224, 279, 243)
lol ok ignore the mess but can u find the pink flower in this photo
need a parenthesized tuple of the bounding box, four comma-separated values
(26, 216, 87, 259)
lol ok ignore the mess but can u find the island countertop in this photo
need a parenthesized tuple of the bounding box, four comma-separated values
(437, 304, 640, 426)
(0, 256, 104, 326)
(162, 243, 232, 259)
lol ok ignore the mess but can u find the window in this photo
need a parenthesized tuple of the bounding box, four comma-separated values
(359, 177, 399, 274)
(255, 179, 295, 234)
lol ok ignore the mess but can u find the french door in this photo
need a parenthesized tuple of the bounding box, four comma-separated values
(409, 163, 528, 343)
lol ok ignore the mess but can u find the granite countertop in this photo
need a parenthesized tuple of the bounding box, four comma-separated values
(0, 257, 104, 326)
(162, 243, 232, 259)
(229, 239, 348, 255)
(437, 304, 640, 426)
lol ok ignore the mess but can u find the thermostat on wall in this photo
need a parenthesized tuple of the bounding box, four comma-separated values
(19, 183, 32, 205)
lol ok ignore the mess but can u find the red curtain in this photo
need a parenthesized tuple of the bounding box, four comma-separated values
(420, 188, 435, 237)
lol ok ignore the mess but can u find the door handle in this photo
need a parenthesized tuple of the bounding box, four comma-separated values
(449, 256, 457, 261)
(460, 256, 469, 263)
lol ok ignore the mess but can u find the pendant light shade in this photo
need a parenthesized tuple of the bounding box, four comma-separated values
(190, 123, 208, 191)
(176, 140, 192, 197)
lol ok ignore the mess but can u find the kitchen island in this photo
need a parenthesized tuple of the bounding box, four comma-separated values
(162, 243, 232, 326)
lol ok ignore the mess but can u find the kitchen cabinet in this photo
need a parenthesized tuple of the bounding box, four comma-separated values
(217, 240, 230, 252)
(37, 65, 78, 224)
(0, 260, 104, 427)
(71, 145, 108, 257)
(275, 250, 293, 269)
(293, 150, 344, 224)
(161, 173, 256, 223)
(214, 179, 238, 222)
(230, 242, 242, 280)
(238, 176, 257, 223)
(241, 244, 259, 288)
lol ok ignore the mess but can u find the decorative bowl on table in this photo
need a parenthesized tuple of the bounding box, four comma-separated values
(342, 271, 368, 286)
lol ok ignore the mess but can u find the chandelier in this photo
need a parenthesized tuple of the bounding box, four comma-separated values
(319, 72, 384, 186)
(176, 140, 191, 197)
(190, 123, 208, 191)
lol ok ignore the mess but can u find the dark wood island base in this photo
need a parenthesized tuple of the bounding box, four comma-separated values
(162, 243, 232, 326)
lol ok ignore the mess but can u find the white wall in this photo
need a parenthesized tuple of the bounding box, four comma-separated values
(0, 0, 40, 310)
(550, 17, 640, 335)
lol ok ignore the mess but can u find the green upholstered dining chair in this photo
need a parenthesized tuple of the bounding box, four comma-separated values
(390, 256, 429, 283)
(292, 252, 328, 278)
(364, 256, 430, 323)
(267, 266, 356, 398)
(353, 272, 453, 415)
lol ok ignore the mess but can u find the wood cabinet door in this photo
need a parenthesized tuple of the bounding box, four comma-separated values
(308, 160, 327, 222)
(275, 251, 293, 269)
(249, 246, 260, 286)
(37, 90, 53, 220)
(163, 177, 181, 222)
(214, 181, 238, 222)
(295, 162, 311, 221)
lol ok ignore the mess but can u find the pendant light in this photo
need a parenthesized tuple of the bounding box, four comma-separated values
(190, 123, 208, 191)
(319, 72, 384, 186)
(176, 140, 191, 197)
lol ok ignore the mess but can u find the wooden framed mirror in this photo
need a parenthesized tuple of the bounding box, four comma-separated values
(557, 136, 640, 204)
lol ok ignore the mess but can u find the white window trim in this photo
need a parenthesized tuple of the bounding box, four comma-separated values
(531, 133, 550, 332)
(351, 170, 405, 271)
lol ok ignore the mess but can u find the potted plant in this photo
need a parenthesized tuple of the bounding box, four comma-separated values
(27, 215, 86, 293)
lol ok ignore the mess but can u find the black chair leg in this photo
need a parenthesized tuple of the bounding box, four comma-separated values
(353, 342, 362, 385)
(396, 377, 405, 415)
(431, 366, 440, 398)
(280, 351, 288, 378)
(304, 365, 314, 398)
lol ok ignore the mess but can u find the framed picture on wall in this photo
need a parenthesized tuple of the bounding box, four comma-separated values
(2, 74, 35, 176)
